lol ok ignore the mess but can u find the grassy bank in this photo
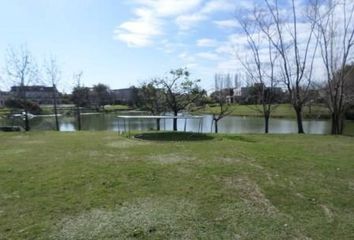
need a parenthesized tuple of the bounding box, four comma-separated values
(39, 104, 131, 115)
(0, 132, 353, 239)
(0, 108, 11, 117)
(195, 104, 331, 119)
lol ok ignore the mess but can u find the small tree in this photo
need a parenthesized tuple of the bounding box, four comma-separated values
(211, 74, 234, 133)
(154, 68, 203, 131)
(5, 46, 38, 131)
(44, 56, 61, 131)
(71, 72, 85, 130)
(137, 81, 166, 130)
(92, 83, 111, 110)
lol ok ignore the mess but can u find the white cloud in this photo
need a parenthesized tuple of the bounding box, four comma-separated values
(201, 0, 235, 14)
(115, 0, 205, 47)
(175, 14, 206, 30)
(214, 19, 240, 29)
(114, 8, 162, 47)
(175, 0, 237, 31)
(196, 38, 218, 47)
(178, 52, 196, 62)
(133, 0, 202, 17)
(115, 0, 240, 47)
(196, 52, 220, 61)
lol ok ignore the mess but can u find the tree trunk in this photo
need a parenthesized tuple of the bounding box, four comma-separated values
(331, 113, 339, 135)
(264, 112, 270, 134)
(339, 116, 344, 134)
(331, 112, 344, 135)
(214, 119, 218, 133)
(294, 106, 305, 134)
(53, 86, 60, 131)
(156, 118, 161, 131)
(77, 107, 81, 131)
(24, 109, 30, 131)
(173, 111, 178, 131)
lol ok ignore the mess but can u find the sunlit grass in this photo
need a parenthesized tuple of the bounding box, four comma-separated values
(196, 103, 330, 119)
(0, 131, 353, 239)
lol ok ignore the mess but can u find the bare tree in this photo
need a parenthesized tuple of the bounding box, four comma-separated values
(211, 74, 234, 133)
(5, 46, 38, 131)
(252, 0, 319, 133)
(311, 0, 354, 134)
(237, 15, 280, 133)
(73, 71, 83, 131)
(154, 68, 203, 131)
(44, 56, 61, 131)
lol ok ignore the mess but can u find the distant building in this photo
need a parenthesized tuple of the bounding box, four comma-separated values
(210, 88, 235, 103)
(0, 91, 10, 107)
(238, 84, 284, 104)
(111, 88, 138, 105)
(10, 85, 61, 105)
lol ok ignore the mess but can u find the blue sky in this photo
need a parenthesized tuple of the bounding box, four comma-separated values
(0, 0, 252, 92)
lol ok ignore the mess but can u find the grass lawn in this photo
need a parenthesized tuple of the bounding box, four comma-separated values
(196, 104, 331, 119)
(104, 104, 131, 112)
(0, 108, 11, 117)
(0, 132, 353, 239)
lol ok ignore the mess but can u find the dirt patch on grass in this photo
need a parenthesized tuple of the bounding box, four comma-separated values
(348, 181, 354, 191)
(107, 139, 150, 149)
(218, 177, 309, 239)
(320, 204, 334, 222)
(22, 140, 46, 145)
(147, 153, 197, 164)
(51, 198, 198, 240)
(216, 157, 243, 164)
(224, 176, 278, 215)
(1, 149, 27, 155)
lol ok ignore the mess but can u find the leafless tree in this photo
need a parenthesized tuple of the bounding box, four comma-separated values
(73, 71, 83, 131)
(237, 13, 280, 133)
(311, 0, 354, 134)
(5, 46, 38, 131)
(211, 74, 234, 133)
(44, 56, 61, 131)
(252, 0, 319, 133)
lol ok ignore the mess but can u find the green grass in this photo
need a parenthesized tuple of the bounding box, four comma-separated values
(104, 104, 131, 112)
(0, 107, 11, 117)
(344, 121, 354, 136)
(39, 104, 131, 115)
(195, 104, 331, 119)
(0, 132, 354, 239)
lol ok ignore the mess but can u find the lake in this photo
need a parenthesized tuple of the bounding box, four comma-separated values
(1, 111, 347, 134)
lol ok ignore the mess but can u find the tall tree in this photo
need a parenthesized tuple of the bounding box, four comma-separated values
(154, 68, 202, 131)
(237, 14, 280, 133)
(252, 0, 319, 133)
(44, 56, 61, 131)
(311, 0, 354, 134)
(5, 46, 38, 131)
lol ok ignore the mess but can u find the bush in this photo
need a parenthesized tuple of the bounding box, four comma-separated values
(345, 106, 354, 120)
(5, 98, 42, 115)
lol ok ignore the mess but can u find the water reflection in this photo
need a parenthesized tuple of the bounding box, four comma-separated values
(0, 112, 335, 134)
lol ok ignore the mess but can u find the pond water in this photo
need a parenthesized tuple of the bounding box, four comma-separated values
(0, 111, 344, 134)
